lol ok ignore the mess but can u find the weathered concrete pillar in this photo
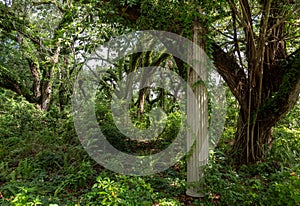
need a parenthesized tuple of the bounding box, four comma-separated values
(186, 21, 209, 197)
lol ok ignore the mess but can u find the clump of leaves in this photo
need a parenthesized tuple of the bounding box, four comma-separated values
(81, 175, 155, 205)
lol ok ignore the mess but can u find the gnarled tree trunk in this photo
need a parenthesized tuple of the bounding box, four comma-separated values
(213, 0, 300, 165)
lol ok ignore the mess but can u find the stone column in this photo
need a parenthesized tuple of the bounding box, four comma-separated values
(186, 21, 209, 197)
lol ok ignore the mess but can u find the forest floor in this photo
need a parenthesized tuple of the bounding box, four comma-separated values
(0, 96, 299, 205)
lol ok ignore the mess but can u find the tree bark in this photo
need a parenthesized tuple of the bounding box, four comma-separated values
(27, 59, 41, 102)
(40, 68, 53, 111)
(213, 43, 300, 164)
(232, 109, 273, 164)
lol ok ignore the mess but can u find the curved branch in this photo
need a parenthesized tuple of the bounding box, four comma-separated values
(212, 43, 248, 112)
(0, 65, 34, 103)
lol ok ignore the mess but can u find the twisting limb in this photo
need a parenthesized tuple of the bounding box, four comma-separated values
(229, 3, 244, 69)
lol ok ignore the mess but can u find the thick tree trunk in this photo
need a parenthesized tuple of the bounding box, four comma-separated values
(230, 47, 300, 164)
(232, 110, 274, 164)
(40, 44, 61, 111)
(213, 0, 300, 165)
(41, 73, 53, 111)
(27, 59, 41, 101)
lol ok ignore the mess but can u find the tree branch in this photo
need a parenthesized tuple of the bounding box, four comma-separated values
(212, 43, 248, 112)
(267, 6, 300, 35)
(0, 65, 34, 103)
(229, 3, 244, 69)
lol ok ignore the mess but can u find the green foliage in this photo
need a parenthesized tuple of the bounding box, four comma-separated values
(216, 87, 239, 152)
(271, 127, 300, 166)
(0, 90, 92, 204)
(0, 88, 186, 205)
(81, 175, 155, 205)
(271, 99, 300, 166)
(0, 87, 299, 205)
(137, 0, 199, 36)
(54, 161, 95, 197)
(0, 0, 299, 205)
(201, 154, 300, 205)
(10, 187, 42, 206)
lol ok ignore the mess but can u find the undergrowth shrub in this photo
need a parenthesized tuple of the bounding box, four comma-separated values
(81, 175, 155, 205)
(0, 86, 298, 206)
